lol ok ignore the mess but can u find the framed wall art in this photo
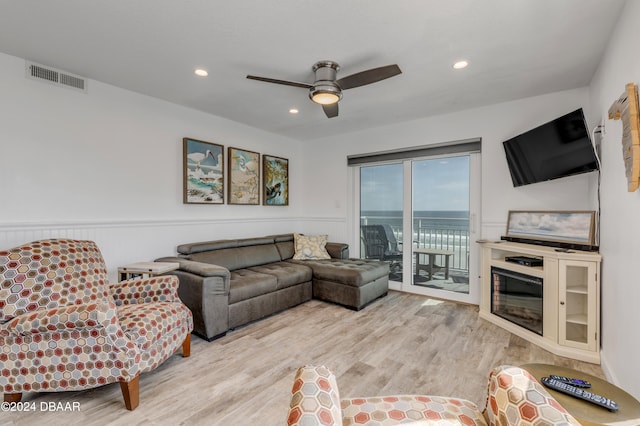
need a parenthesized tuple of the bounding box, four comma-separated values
(183, 138, 224, 204)
(505, 210, 596, 245)
(228, 147, 260, 205)
(263, 154, 289, 206)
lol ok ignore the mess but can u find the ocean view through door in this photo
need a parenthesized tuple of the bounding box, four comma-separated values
(411, 156, 470, 298)
(359, 153, 478, 304)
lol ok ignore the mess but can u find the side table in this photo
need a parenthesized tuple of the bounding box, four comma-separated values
(521, 363, 640, 426)
(414, 248, 455, 280)
(118, 261, 179, 282)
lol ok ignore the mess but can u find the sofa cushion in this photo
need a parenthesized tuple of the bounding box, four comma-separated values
(189, 244, 281, 271)
(177, 236, 276, 255)
(249, 262, 313, 289)
(325, 242, 349, 259)
(237, 236, 275, 247)
(177, 239, 239, 255)
(228, 269, 278, 304)
(276, 241, 295, 260)
(269, 234, 294, 243)
(292, 233, 330, 260)
(289, 259, 388, 287)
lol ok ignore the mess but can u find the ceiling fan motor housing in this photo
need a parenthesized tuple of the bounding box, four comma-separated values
(309, 61, 342, 104)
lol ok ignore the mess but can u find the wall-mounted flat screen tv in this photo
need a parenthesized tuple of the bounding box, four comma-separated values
(503, 108, 599, 187)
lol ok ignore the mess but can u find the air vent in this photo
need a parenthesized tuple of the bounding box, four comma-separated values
(25, 61, 88, 93)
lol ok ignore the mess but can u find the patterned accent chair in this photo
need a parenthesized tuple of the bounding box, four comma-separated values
(0, 239, 193, 410)
(287, 365, 581, 426)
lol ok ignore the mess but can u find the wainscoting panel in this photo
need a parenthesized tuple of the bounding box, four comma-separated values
(0, 217, 349, 282)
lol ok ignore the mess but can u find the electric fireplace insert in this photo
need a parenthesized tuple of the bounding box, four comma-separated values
(491, 266, 543, 335)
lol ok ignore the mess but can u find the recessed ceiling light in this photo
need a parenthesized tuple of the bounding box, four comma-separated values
(194, 68, 209, 77)
(453, 60, 469, 70)
(289, 108, 299, 114)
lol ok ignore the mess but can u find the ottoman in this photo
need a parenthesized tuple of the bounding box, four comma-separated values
(287, 258, 389, 310)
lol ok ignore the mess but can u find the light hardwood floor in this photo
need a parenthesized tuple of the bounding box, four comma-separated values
(2, 291, 604, 426)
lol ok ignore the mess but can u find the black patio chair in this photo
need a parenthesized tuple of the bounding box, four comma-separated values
(361, 225, 403, 279)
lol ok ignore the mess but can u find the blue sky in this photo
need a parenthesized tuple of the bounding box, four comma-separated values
(360, 156, 469, 211)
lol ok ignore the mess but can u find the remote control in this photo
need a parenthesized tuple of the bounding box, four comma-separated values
(541, 377, 619, 411)
(549, 375, 592, 388)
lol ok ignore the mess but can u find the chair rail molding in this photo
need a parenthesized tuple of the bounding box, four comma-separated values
(0, 216, 351, 283)
(0, 216, 305, 231)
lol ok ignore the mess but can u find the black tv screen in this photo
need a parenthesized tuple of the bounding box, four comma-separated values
(503, 108, 599, 187)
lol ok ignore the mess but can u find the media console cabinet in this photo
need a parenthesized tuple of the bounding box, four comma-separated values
(479, 241, 601, 364)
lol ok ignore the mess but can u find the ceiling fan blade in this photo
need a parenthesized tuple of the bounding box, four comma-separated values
(246, 75, 313, 89)
(322, 103, 339, 118)
(336, 64, 402, 90)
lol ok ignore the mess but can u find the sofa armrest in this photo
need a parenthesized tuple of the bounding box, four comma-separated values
(156, 257, 231, 340)
(484, 365, 581, 425)
(326, 242, 349, 259)
(110, 275, 182, 306)
(4, 302, 114, 336)
(156, 257, 231, 280)
(287, 365, 343, 426)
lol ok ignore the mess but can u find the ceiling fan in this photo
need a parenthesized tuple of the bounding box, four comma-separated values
(246, 61, 402, 118)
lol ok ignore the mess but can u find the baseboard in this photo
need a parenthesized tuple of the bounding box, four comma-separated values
(599, 349, 619, 387)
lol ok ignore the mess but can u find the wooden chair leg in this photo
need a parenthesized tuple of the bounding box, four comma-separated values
(182, 334, 191, 357)
(4, 393, 22, 403)
(119, 376, 139, 411)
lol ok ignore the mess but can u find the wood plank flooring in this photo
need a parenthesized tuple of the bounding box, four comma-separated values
(1, 291, 604, 426)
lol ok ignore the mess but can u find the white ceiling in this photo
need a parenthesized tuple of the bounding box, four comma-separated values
(0, 0, 626, 141)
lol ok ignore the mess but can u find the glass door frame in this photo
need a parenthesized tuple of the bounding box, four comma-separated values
(354, 152, 481, 305)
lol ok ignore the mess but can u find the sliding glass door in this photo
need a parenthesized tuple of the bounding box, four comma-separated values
(358, 152, 480, 304)
(360, 163, 404, 282)
(411, 156, 470, 298)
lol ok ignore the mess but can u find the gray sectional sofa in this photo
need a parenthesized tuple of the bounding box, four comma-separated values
(157, 234, 389, 341)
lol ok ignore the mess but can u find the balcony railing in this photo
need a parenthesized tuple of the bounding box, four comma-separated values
(361, 214, 470, 276)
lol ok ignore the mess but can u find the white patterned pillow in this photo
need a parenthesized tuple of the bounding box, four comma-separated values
(292, 233, 331, 260)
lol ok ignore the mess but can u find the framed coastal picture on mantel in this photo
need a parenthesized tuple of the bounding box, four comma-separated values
(263, 154, 289, 206)
(228, 147, 260, 205)
(505, 210, 596, 246)
(183, 138, 224, 204)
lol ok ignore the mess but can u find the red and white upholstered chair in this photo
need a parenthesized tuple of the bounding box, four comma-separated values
(0, 239, 193, 410)
(287, 364, 581, 425)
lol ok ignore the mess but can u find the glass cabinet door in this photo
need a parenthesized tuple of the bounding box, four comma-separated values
(558, 260, 597, 351)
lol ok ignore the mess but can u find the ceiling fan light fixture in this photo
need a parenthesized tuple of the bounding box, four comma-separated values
(311, 91, 340, 105)
(309, 84, 342, 105)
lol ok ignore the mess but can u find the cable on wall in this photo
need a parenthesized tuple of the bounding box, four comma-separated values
(591, 124, 604, 247)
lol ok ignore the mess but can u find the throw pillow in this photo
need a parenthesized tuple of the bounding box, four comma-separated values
(292, 233, 331, 260)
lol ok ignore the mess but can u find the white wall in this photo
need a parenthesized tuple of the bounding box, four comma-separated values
(0, 52, 310, 280)
(300, 87, 598, 247)
(587, 0, 640, 399)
